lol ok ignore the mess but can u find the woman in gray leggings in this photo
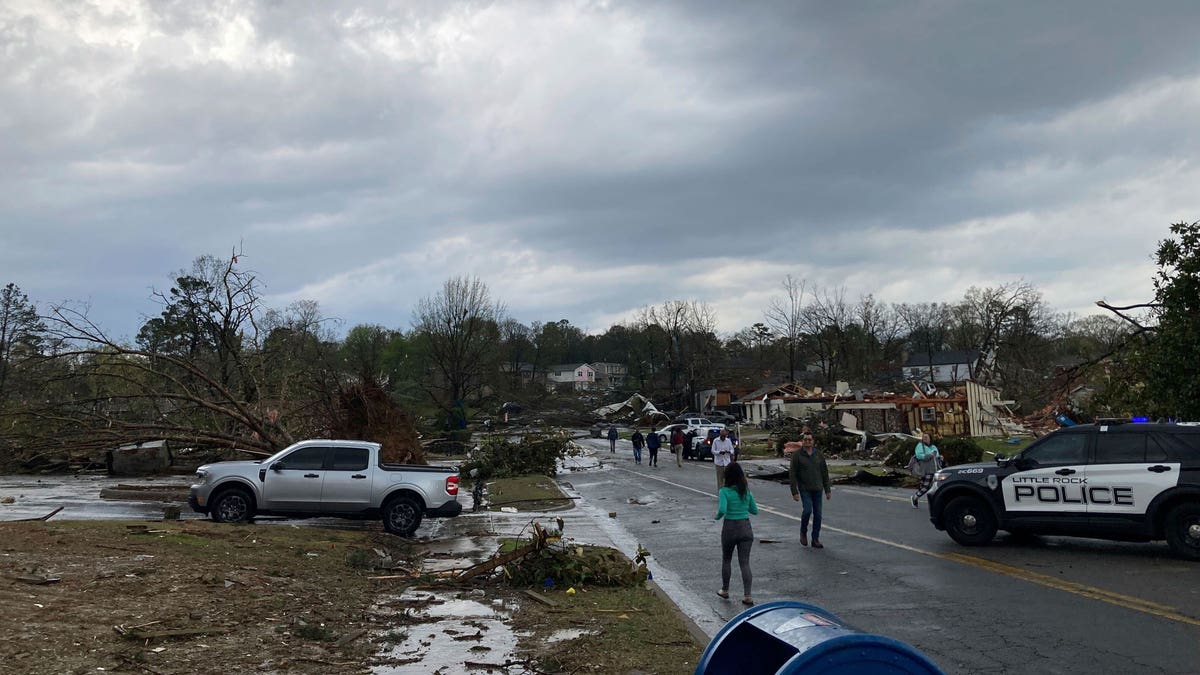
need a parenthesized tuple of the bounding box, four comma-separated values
(714, 462, 759, 606)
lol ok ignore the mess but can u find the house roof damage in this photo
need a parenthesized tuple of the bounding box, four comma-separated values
(592, 394, 670, 423)
(738, 379, 1031, 440)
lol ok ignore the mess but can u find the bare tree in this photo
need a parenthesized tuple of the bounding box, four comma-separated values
(950, 282, 1054, 385)
(764, 275, 807, 382)
(636, 300, 716, 401)
(855, 294, 903, 381)
(801, 285, 852, 383)
(896, 302, 952, 384)
(498, 319, 533, 387)
(29, 254, 309, 455)
(413, 276, 505, 414)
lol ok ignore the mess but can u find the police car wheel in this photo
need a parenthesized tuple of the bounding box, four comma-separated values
(1163, 502, 1200, 561)
(944, 495, 997, 547)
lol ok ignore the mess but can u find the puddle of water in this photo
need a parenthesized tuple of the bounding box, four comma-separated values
(371, 592, 520, 674)
(545, 628, 596, 644)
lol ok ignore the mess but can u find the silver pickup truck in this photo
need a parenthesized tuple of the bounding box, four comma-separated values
(188, 439, 462, 537)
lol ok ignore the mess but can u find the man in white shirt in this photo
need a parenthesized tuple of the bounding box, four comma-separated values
(711, 427, 736, 492)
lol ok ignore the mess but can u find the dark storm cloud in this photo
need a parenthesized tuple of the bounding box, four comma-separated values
(1, 0, 1198, 337)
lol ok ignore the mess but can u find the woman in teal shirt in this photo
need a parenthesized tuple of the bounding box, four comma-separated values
(909, 432, 941, 508)
(714, 462, 758, 606)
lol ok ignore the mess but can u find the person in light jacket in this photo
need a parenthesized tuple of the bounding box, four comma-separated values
(711, 428, 736, 492)
(909, 432, 941, 508)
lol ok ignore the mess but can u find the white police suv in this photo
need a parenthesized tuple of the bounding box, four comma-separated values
(928, 421, 1200, 559)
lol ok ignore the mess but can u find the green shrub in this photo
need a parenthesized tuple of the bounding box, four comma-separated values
(937, 437, 985, 466)
(460, 431, 576, 479)
(506, 544, 648, 588)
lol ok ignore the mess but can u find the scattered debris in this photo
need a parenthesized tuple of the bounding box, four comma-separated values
(114, 626, 230, 641)
(456, 523, 551, 582)
(13, 575, 61, 585)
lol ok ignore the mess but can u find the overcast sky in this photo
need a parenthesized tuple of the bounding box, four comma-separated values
(3, 1, 1198, 340)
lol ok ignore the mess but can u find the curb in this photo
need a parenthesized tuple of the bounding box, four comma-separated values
(645, 577, 712, 648)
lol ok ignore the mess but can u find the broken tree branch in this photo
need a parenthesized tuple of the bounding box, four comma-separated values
(12, 506, 64, 522)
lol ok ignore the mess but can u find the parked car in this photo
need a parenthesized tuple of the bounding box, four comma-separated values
(189, 439, 462, 537)
(704, 411, 740, 425)
(928, 421, 1200, 559)
(691, 427, 740, 462)
(656, 424, 698, 457)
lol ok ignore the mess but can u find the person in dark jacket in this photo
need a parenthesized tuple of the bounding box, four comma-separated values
(671, 427, 686, 467)
(630, 428, 645, 465)
(646, 426, 661, 467)
(787, 434, 832, 548)
(607, 425, 618, 453)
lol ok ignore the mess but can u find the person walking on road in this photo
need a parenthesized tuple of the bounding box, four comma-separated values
(714, 461, 758, 606)
(630, 428, 645, 465)
(787, 434, 831, 548)
(607, 425, 618, 453)
(909, 432, 941, 508)
(646, 426, 661, 467)
(711, 428, 736, 492)
(671, 427, 685, 467)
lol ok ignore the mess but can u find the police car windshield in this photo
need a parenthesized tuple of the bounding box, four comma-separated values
(1020, 433, 1087, 465)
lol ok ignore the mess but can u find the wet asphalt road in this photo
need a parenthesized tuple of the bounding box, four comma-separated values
(566, 438, 1200, 675)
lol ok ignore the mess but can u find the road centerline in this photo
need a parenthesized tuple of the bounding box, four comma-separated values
(608, 465, 1200, 628)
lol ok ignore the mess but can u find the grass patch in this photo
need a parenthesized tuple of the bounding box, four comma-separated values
(158, 531, 211, 547)
(513, 585, 701, 674)
(486, 474, 572, 511)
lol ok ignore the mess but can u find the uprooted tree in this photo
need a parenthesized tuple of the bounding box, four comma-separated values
(11, 253, 423, 465)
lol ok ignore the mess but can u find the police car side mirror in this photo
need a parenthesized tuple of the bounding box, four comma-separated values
(994, 452, 1007, 463)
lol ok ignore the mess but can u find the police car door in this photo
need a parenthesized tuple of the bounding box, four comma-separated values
(1087, 429, 1179, 531)
(1002, 431, 1090, 524)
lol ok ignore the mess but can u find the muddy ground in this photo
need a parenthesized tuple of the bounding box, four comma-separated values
(0, 518, 701, 674)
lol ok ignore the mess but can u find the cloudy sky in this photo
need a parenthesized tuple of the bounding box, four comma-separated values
(3, 1, 1198, 339)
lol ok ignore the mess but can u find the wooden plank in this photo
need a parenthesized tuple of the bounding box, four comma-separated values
(522, 589, 558, 607)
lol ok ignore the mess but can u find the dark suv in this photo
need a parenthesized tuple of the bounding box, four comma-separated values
(928, 422, 1200, 559)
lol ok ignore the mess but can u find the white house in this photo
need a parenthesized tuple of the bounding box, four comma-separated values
(902, 350, 979, 385)
(546, 363, 597, 391)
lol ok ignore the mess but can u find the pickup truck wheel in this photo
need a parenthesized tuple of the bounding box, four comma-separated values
(382, 496, 423, 537)
(944, 495, 997, 547)
(211, 488, 255, 524)
(1164, 503, 1200, 561)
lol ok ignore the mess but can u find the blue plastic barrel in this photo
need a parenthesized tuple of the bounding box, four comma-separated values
(695, 601, 943, 675)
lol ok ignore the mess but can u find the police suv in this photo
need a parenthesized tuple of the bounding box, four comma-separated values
(928, 421, 1200, 560)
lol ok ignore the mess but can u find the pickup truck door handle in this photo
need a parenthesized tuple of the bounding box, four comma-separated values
(351, 474, 367, 480)
(303, 473, 320, 479)
(1055, 468, 1076, 476)
(1148, 465, 1172, 473)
